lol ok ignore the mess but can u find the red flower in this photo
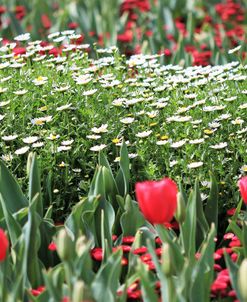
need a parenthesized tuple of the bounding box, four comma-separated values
(48, 242, 57, 251)
(135, 177, 178, 224)
(227, 208, 236, 216)
(122, 236, 135, 244)
(91, 247, 103, 261)
(0, 6, 6, 14)
(0, 229, 8, 261)
(13, 47, 26, 56)
(68, 22, 78, 29)
(238, 176, 247, 204)
(41, 14, 52, 30)
(30, 286, 45, 296)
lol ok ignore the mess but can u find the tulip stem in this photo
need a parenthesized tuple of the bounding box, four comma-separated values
(64, 261, 73, 298)
(167, 277, 175, 302)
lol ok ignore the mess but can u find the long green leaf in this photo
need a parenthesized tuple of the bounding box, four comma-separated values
(205, 173, 218, 230)
(0, 160, 28, 214)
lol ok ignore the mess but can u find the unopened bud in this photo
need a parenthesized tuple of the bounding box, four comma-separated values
(72, 280, 84, 302)
(76, 235, 88, 257)
(56, 229, 73, 261)
(238, 259, 247, 301)
(26, 152, 34, 175)
(175, 192, 186, 224)
(162, 243, 173, 277)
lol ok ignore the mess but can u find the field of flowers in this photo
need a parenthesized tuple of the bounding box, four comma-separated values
(0, 1, 246, 302)
(0, 33, 246, 219)
(0, 0, 246, 65)
(0, 31, 246, 301)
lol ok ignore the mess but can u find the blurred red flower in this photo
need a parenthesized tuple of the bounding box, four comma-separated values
(0, 229, 8, 261)
(41, 14, 52, 29)
(30, 286, 45, 296)
(48, 242, 57, 251)
(135, 177, 178, 224)
(238, 176, 247, 204)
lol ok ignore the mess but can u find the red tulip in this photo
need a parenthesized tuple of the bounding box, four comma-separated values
(238, 176, 247, 204)
(135, 178, 178, 224)
(0, 228, 9, 261)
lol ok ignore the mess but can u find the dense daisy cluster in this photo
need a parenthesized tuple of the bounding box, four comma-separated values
(0, 35, 246, 214)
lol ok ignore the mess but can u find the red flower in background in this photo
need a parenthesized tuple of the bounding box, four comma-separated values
(0, 6, 6, 14)
(238, 176, 247, 204)
(0, 229, 9, 261)
(48, 242, 57, 251)
(135, 177, 178, 224)
(68, 22, 78, 29)
(30, 286, 45, 296)
(15, 6, 26, 20)
(41, 14, 52, 30)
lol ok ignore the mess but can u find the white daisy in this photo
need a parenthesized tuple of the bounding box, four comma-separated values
(210, 142, 228, 149)
(170, 140, 187, 148)
(86, 134, 101, 140)
(56, 103, 72, 111)
(156, 140, 169, 145)
(15, 146, 30, 155)
(90, 144, 107, 152)
(228, 45, 241, 54)
(57, 146, 71, 152)
(136, 130, 152, 138)
(32, 142, 44, 148)
(91, 124, 108, 134)
(23, 136, 39, 144)
(33, 76, 48, 86)
(187, 162, 203, 169)
(83, 89, 97, 96)
(14, 33, 30, 42)
(120, 117, 135, 124)
(2, 135, 18, 141)
(61, 140, 74, 146)
(189, 138, 205, 144)
(169, 160, 178, 167)
(47, 134, 60, 140)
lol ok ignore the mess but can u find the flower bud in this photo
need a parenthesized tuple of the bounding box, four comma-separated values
(72, 280, 84, 302)
(26, 152, 34, 175)
(56, 229, 73, 261)
(238, 258, 247, 300)
(76, 235, 88, 257)
(162, 243, 173, 277)
(175, 192, 186, 224)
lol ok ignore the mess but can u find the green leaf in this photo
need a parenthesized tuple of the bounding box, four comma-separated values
(120, 195, 146, 236)
(155, 225, 184, 275)
(0, 160, 28, 214)
(115, 140, 130, 196)
(43, 265, 64, 302)
(224, 252, 243, 301)
(205, 173, 218, 230)
(194, 180, 209, 249)
(0, 193, 22, 246)
(94, 199, 115, 248)
(180, 188, 197, 259)
(92, 249, 123, 302)
(23, 194, 43, 287)
(28, 153, 43, 217)
(147, 240, 169, 302)
(190, 224, 216, 301)
(242, 222, 247, 258)
(138, 262, 159, 302)
(227, 220, 243, 244)
(65, 197, 98, 240)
